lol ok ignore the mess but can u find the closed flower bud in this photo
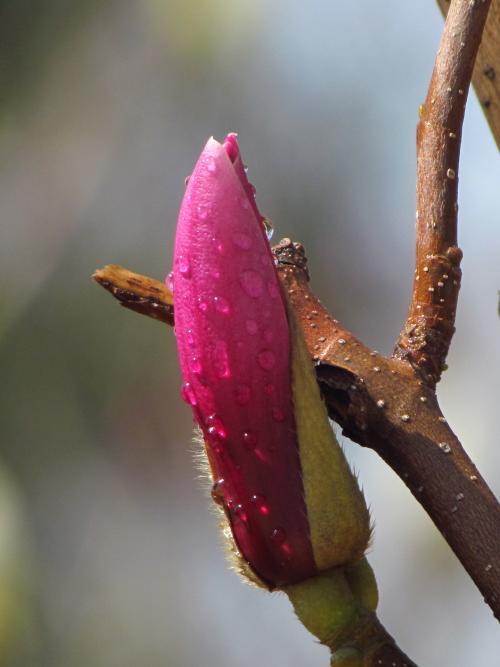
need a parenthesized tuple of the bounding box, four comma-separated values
(173, 134, 370, 589)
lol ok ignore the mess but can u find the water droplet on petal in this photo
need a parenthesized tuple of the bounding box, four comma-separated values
(166, 271, 174, 292)
(251, 494, 269, 515)
(271, 407, 285, 422)
(240, 270, 264, 298)
(235, 384, 251, 405)
(197, 204, 208, 220)
(176, 255, 191, 278)
(263, 217, 274, 240)
(211, 479, 225, 505)
(186, 329, 195, 347)
(214, 296, 230, 314)
(240, 196, 250, 210)
(232, 232, 252, 250)
(190, 356, 203, 375)
(242, 431, 258, 450)
(184, 174, 191, 186)
(232, 503, 247, 522)
(207, 414, 227, 439)
(213, 340, 230, 378)
(211, 236, 226, 255)
(181, 381, 197, 406)
(197, 297, 208, 313)
(207, 156, 217, 173)
(211, 268, 221, 279)
(245, 319, 258, 335)
(271, 527, 286, 546)
(258, 350, 276, 370)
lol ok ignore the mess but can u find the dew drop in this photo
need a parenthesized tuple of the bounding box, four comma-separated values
(211, 268, 221, 279)
(197, 204, 209, 220)
(235, 384, 251, 406)
(181, 381, 197, 406)
(232, 504, 247, 522)
(206, 156, 217, 173)
(197, 297, 208, 313)
(263, 217, 274, 241)
(240, 196, 250, 210)
(212, 237, 226, 255)
(166, 271, 174, 292)
(245, 319, 258, 335)
(213, 340, 230, 378)
(242, 431, 258, 450)
(240, 270, 264, 298)
(206, 414, 227, 439)
(232, 232, 252, 250)
(251, 494, 269, 515)
(211, 479, 225, 506)
(209, 437, 225, 458)
(271, 527, 286, 546)
(190, 356, 203, 375)
(258, 350, 276, 370)
(214, 296, 230, 314)
(272, 407, 285, 422)
(176, 255, 191, 278)
(184, 174, 191, 186)
(186, 329, 195, 347)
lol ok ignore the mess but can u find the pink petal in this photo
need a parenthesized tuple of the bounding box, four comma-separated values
(173, 136, 315, 587)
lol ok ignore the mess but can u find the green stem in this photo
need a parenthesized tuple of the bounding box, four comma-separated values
(283, 562, 417, 667)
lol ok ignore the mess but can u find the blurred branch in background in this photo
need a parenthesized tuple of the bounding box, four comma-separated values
(0, 466, 38, 665)
(437, 0, 500, 148)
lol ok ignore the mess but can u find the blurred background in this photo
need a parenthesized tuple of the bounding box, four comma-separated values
(0, 1, 499, 665)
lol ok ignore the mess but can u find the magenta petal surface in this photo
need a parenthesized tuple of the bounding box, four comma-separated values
(173, 135, 316, 587)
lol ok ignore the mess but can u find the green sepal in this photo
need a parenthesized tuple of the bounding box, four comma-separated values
(288, 303, 371, 571)
(344, 558, 378, 612)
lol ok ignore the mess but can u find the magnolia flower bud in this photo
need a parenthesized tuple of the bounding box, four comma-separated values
(173, 134, 370, 589)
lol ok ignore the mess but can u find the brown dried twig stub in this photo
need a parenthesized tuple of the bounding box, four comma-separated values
(93, 264, 174, 325)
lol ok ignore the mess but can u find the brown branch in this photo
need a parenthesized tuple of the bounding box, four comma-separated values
(274, 241, 500, 622)
(328, 612, 417, 666)
(92, 248, 500, 622)
(394, 0, 493, 386)
(437, 0, 500, 148)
